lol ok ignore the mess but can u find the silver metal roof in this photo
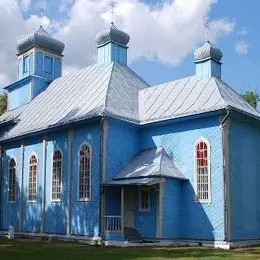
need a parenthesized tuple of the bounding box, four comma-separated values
(17, 26, 65, 55)
(1, 61, 260, 141)
(113, 147, 187, 180)
(104, 177, 163, 186)
(0, 62, 148, 140)
(139, 76, 260, 124)
(194, 41, 223, 63)
(96, 23, 130, 47)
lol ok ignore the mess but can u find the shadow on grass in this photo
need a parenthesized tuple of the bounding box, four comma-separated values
(0, 239, 260, 260)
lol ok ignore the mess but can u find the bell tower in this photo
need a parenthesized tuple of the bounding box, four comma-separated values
(5, 26, 65, 110)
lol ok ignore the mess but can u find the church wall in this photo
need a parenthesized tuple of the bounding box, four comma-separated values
(105, 118, 140, 182)
(70, 122, 101, 236)
(1, 120, 101, 237)
(140, 115, 225, 241)
(22, 136, 43, 233)
(229, 119, 260, 240)
(135, 185, 158, 238)
(162, 178, 183, 239)
(1, 140, 22, 231)
(44, 131, 68, 234)
(8, 82, 31, 110)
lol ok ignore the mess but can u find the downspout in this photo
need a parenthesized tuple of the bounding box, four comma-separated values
(41, 137, 47, 234)
(67, 129, 73, 236)
(99, 117, 104, 239)
(0, 145, 3, 230)
(221, 109, 230, 242)
(19, 143, 25, 232)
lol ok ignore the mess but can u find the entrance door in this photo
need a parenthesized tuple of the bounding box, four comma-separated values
(124, 187, 135, 228)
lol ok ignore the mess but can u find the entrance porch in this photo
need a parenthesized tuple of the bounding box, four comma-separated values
(103, 182, 163, 242)
(102, 147, 187, 242)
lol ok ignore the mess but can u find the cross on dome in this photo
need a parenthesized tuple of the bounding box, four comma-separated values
(109, 1, 116, 25)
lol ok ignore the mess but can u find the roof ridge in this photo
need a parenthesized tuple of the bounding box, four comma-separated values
(211, 77, 229, 108)
(103, 62, 115, 115)
(115, 62, 151, 89)
(158, 146, 164, 174)
(214, 77, 260, 115)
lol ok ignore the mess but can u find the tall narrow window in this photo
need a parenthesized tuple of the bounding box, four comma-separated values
(78, 144, 91, 201)
(195, 140, 210, 202)
(23, 55, 29, 73)
(28, 155, 37, 202)
(139, 187, 150, 211)
(8, 158, 16, 202)
(52, 150, 62, 201)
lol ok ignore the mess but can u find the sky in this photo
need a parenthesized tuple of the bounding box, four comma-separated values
(0, 0, 259, 94)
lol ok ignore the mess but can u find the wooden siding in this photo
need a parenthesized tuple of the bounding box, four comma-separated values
(229, 119, 260, 240)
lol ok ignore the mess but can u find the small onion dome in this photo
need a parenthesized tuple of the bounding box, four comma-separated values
(96, 23, 130, 47)
(194, 41, 223, 63)
(17, 26, 65, 55)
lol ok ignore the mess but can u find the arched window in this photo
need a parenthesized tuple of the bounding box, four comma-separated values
(52, 150, 62, 201)
(195, 139, 210, 202)
(8, 158, 16, 202)
(28, 154, 38, 202)
(78, 144, 91, 201)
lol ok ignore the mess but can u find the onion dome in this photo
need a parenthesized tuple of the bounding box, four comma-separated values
(194, 41, 223, 63)
(96, 23, 130, 47)
(16, 26, 65, 55)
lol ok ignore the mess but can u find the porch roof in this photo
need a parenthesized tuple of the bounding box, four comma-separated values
(107, 147, 187, 186)
(104, 177, 163, 186)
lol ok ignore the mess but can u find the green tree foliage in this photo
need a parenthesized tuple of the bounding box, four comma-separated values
(0, 92, 7, 116)
(242, 91, 259, 109)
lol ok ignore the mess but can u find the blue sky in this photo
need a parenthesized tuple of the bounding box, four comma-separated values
(0, 0, 259, 94)
(132, 0, 259, 92)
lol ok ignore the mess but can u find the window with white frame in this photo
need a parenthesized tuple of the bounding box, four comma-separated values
(8, 158, 16, 202)
(139, 187, 150, 211)
(52, 150, 62, 201)
(78, 144, 91, 201)
(195, 140, 210, 202)
(23, 55, 29, 73)
(28, 155, 37, 202)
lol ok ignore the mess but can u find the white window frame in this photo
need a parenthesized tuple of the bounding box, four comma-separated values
(23, 54, 29, 74)
(28, 153, 38, 203)
(51, 149, 63, 202)
(78, 142, 92, 202)
(139, 187, 151, 212)
(8, 157, 17, 203)
(194, 138, 211, 203)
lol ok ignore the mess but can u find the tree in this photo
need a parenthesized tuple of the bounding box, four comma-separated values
(242, 91, 259, 109)
(0, 92, 7, 116)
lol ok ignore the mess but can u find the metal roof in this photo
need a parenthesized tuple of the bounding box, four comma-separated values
(96, 23, 130, 47)
(139, 76, 260, 124)
(0, 62, 148, 141)
(113, 147, 187, 181)
(194, 41, 223, 63)
(1, 61, 260, 141)
(104, 177, 163, 186)
(17, 26, 65, 55)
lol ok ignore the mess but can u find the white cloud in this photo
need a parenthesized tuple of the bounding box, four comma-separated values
(237, 27, 248, 37)
(235, 40, 249, 55)
(57, 0, 235, 71)
(18, 0, 31, 10)
(59, 0, 75, 13)
(0, 0, 235, 86)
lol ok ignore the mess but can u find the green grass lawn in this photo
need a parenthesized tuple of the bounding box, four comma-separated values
(1, 239, 260, 260)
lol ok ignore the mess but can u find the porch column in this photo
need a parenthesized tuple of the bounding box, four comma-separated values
(66, 129, 73, 236)
(157, 182, 164, 238)
(121, 187, 124, 232)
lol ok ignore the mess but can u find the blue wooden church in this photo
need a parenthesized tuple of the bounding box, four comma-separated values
(0, 22, 260, 249)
